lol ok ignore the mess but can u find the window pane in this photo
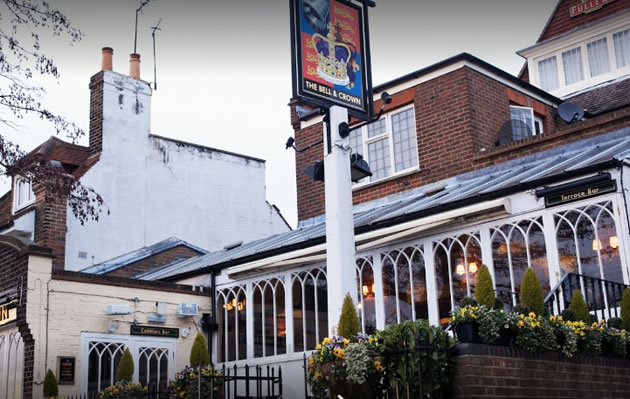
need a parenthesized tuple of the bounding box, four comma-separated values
(304, 276, 316, 349)
(356, 258, 376, 334)
(587, 37, 610, 77)
(253, 289, 263, 358)
(613, 28, 630, 69)
(276, 283, 286, 355)
(528, 220, 550, 294)
(348, 128, 363, 157)
(292, 280, 303, 352)
(450, 244, 466, 306)
(227, 293, 236, 361)
(434, 244, 451, 326)
(395, 251, 412, 322)
(509, 107, 534, 140)
(217, 297, 226, 362)
(382, 255, 397, 326)
(576, 208, 600, 278)
(597, 205, 622, 283)
(368, 138, 391, 180)
(237, 291, 247, 360)
(410, 248, 428, 321)
(367, 118, 386, 138)
(562, 47, 584, 85)
(492, 231, 513, 305)
(316, 274, 328, 344)
(392, 109, 418, 172)
(264, 285, 274, 357)
(556, 213, 579, 275)
(538, 56, 559, 91)
(510, 228, 528, 296)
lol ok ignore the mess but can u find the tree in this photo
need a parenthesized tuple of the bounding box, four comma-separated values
(621, 288, 630, 331)
(337, 293, 360, 339)
(569, 290, 590, 323)
(474, 264, 495, 308)
(0, 0, 103, 224)
(519, 269, 544, 316)
(116, 348, 134, 382)
(190, 332, 210, 367)
(43, 369, 58, 397)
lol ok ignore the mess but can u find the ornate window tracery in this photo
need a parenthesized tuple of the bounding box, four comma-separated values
(217, 285, 247, 362)
(253, 278, 286, 357)
(292, 268, 328, 352)
(356, 257, 376, 334)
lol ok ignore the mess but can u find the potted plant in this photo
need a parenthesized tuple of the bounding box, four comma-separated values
(451, 304, 481, 343)
(167, 365, 224, 399)
(514, 312, 557, 353)
(479, 308, 517, 346)
(548, 315, 578, 358)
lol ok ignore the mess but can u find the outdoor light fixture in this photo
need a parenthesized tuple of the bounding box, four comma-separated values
(338, 91, 393, 138)
(303, 160, 325, 182)
(350, 153, 372, 182)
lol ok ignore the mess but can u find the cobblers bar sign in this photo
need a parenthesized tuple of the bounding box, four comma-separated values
(570, 0, 616, 17)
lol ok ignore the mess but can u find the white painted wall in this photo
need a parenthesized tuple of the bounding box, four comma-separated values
(64, 71, 289, 271)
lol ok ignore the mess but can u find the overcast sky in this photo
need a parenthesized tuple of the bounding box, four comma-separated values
(4, 0, 558, 227)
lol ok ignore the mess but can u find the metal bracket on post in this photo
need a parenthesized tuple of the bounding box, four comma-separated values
(338, 91, 392, 139)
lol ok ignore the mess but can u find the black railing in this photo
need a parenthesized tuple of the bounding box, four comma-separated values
(544, 272, 629, 320)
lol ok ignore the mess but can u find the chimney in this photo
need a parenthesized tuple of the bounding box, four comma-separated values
(129, 53, 141, 79)
(101, 47, 113, 71)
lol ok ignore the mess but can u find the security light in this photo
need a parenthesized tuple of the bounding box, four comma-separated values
(350, 154, 372, 182)
(303, 160, 325, 182)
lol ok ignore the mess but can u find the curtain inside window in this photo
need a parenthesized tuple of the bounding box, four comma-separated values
(613, 28, 630, 69)
(562, 47, 584, 85)
(587, 37, 610, 77)
(538, 56, 559, 91)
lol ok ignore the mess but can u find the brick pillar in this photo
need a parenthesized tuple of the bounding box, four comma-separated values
(33, 185, 67, 270)
(89, 71, 105, 154)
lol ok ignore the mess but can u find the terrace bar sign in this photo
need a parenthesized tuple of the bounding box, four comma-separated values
(570, 0, 616, 17)
(0, 301, 17, 327)
(290, 0, 374, 120)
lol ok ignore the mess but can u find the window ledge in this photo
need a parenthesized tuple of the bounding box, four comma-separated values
(12, 200, 35, 215)
(352, 167, 422, 192)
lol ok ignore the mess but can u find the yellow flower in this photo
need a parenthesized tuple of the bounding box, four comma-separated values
(528, 312, 536, 319)
(550, 316, 556, 322)
(322, 337, 332, 345)
(315, 344, 322, 350)
(558, 316, 563, 321)
(314, 371, 323, 379)
(368, 337, 374, 344)
(374, 360, 384, 372)
(333, 347, 345, 358)
(343, 338, 349, 346)
(308, 357, 315, 366)
(592, 322, 598, 328)
(517, 320, 524, 328)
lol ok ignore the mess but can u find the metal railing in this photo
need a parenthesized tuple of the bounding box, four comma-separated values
(544, 272, 629, 320)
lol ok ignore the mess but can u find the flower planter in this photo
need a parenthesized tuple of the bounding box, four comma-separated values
(496, 328, 514, 346)
(455, 323, 479, 343)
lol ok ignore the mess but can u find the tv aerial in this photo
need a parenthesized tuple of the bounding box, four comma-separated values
(557, 102, 584, 123)
(151, 18, 162, 90)
(134, 0, 155, 54)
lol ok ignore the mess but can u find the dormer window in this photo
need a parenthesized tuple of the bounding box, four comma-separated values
(13, 178, 34, 212)
(510, 106, 543, 138)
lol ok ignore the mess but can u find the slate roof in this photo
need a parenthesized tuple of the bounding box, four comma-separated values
(140, 126, 630, 282)
(566, 77, 630, 116)
(81, 237, 208, 275)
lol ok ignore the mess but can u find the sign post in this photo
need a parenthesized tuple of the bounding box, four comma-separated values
(290, 0, 374, 335)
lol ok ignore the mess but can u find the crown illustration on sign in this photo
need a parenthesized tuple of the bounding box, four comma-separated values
(312, 22, 351, 86)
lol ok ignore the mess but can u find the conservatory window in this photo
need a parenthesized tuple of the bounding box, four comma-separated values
(356, 257, 377, 334)
(381, 246, 428, 326)
(434, 234, 482, 325)
(491, 218, 549, 306)
(253, 278, 286, 358)
(292, 269, 328, 352)
(217, 286, 247, 362)
(0, 330, 24, 399)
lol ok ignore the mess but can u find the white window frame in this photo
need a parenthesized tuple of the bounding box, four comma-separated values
(351, 104, 419, 188)
(12, 177, 35, 213)
(528, 20, 630, 97)
(509, 105, 543, 138)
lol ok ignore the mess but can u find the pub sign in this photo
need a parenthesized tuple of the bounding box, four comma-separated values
(0, 301, 17, 327)
(290, 0, 374, 120)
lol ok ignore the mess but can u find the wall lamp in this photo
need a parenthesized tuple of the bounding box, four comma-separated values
(338, 91, 392, 139)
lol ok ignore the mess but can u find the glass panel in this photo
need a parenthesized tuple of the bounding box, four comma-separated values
(264, 284, 274, 357)
(217, 297, 226, 362)
(367, 118, 386, 138)
(597, 204, 623, 283)
(509, 106, 534, 139)
(237, 290, 247, 360)
(538, 55, 559, 91)
(528, 220, 550, 293)
(587, 37, 610, 77)
(411, 248, 428, 320)
(466, 237, 482, 294)
(556, 213, 579, 275)
(368, 138, 391, 180)
(562, 47, 584, 85)
(87, 342, 124, 393)
(396, 251, 412, 322)
(276, 284, 286, 355)
(510, 227, 528, 296)
(348, 128, 363, 157)
(392, 108, 418, 172)
(304, 275, 317, 349)
(450, 243, 467, 305)
(434, 244, 451, 326)
(253, 288, 263, 358)
(577, 208, 599, 278)
(316, 273, 328, 344)
(292, 279, 303, 352)
(613, 28, 630, 69)
(492, 229, 513, 305)
(227, 293, 236, 362)
(382, 255, 397, 326)
(357, 259, 376, 334)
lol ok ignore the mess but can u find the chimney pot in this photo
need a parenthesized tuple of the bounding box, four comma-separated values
(101, 47, 113, 71)
(129, 53, 141, 79)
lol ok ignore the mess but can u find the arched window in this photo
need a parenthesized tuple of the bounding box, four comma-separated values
(381, 246, 427, 326)
(356, 257, 376, 334)
(217, 286, 247, 362)
(292, 268, 328, 351)
(253, 278, 286, 358)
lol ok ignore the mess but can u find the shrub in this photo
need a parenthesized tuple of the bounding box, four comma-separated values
(474, 265, 495, 308)
(168, 365, 223, 399)
(43, 369, 58, 397)
(99, 381, 147, 399)
(622, 288, 630, 331)
(569, 290, 590, 323)
(493, 297, 504, 310)
(190, 333, 210, 367)
(607, 317, 623, 329)
(514, 312, 557, 353)
(337, 293, 360, 340)
(520, 269, 544, 316)
(513, 303, 530, 315)
(458, 297, 478, 308)
(116, 348, 134, 382)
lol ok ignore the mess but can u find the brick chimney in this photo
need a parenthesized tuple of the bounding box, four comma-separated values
(88, 47, 112, 154)
(129, 53, 141, 79)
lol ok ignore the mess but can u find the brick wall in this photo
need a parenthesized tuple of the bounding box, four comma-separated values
(33, 184, 67, 270)
(452, 343, 630, 398)
(104, 244, 204, 278)
(89, 71, 105, 154)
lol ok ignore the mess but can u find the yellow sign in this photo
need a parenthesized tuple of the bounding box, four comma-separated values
(0, 302, 17, 326)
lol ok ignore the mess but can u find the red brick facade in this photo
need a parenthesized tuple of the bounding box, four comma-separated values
(89, 71, 105, 154)
(104, 244, 204, 278)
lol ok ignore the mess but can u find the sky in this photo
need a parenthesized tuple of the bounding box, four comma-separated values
(3, 0, 558, 228)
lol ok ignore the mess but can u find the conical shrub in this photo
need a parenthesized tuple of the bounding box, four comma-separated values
(116, 348, 134, 382)
(520, 269, 545, 316)
(474, 265, 495, 308)
(337, 293, 360, 340)
(569, 290, 590, 323)
(621, 288, 630, 330)
(190, 332, 210, 367)
(43, 369, 58, 397)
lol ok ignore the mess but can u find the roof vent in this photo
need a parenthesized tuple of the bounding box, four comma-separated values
(224, 241, 243, 250)
(423, 182, 447, 196)
(495, 119, 532, 146)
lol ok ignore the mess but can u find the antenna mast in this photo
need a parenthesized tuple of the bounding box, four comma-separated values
(134, 0, 154, 54)
(151, 18, 162, 90)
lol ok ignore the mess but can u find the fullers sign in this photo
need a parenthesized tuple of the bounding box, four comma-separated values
(570, 0, 616, 17)
(290, 0, 373, 120)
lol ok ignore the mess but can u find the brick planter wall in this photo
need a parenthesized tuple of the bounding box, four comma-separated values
(451, 343, 630, 399)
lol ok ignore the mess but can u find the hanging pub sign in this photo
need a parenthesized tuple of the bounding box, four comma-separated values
(570, 0, 616, 17)
(130, 325, 179, 338)
(544, 180, 616, 207)
(0, 301, 17, 327)
(290, 0, 374, 120)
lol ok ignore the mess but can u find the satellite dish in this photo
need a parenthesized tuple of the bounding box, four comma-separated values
(558, 102, 584, 123)
(495, 119, 532, 146)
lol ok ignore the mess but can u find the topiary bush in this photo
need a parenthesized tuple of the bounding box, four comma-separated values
(458, 297, 478, 308)
(513, 303, 530, 315)
(474, 265, 495, 308)
(116, 348, 134, 382)
(493, 297, 504, 310)
(622, 288, 630, 331)
(561, 308, 577, 322)
(43, 369, 58, 398)
(190, 333, 210, 367)
(607, 317, 622, 329)
(520, 269, 545, 316)
(569, 290, 590, 323)
(337, 293, 360, 340)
